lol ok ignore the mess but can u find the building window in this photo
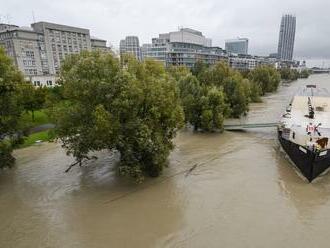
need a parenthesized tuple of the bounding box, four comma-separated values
(26, 51, 35, 59)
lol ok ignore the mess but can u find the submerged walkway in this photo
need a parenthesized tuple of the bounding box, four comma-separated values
(29, 123, 55, 134)
(224, 122, 279, 131)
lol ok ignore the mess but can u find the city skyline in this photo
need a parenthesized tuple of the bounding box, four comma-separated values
(1, 0, 330, 65)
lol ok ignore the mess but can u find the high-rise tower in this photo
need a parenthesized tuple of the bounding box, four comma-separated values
(277, 14, 296, 61)
(119, 36, 142, 61)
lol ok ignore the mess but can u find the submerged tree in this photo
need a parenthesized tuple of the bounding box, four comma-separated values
(248, 65, 281, 95)
(197, 62, 251, 118)
(178, 74, 228, 131)
(300, 69, 311, 79)
(279, 68, 299, 81)
(200, 86, 228, 131)
(279, 68, 311, 80)
(222, 74, 250, 117)
(198, 62, 231, 87)
(248, 80, 262, 103)
(52, 52, 183, 181)
(0, 48, 25, 168)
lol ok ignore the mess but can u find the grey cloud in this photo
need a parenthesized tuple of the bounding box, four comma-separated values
(1, 0, 330, 59)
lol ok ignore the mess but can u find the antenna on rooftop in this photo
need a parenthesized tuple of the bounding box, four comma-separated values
(32, 11, 36, 23)
(6, 14, 11, 24)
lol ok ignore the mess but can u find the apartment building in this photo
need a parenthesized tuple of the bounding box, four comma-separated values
(0, 24, 44, 76)
(0, 21, 111, 86)
(91, 36, 111, 52)
(31, 22, 91, 75)
(119, 36, 142, 61)
(229, 55, 276, 71)
(142, 28, 226, 68)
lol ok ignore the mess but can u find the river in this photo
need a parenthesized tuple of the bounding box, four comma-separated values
(1, 74, 330, 248)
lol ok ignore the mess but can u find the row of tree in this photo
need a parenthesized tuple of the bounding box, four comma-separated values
(0, 48, 63, 168)
(168, 61, 281, 131)
(50, 54, 283, 180)
(0, 48, 300, 181)
(279, 68, 311, 81)
(0, 48, 23, 168)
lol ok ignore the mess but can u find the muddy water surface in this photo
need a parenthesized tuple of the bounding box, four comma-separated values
(1, 74, 330, 248)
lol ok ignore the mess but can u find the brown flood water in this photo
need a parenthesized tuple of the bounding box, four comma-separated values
(2, 74, 330, 248)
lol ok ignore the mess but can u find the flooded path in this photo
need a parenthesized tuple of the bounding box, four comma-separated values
(1, 74, 330, 248)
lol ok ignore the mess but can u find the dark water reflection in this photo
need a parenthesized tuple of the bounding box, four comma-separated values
(1, 74, 330, 248)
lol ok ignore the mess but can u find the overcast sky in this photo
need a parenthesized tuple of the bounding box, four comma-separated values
(2, 0, 330, 62)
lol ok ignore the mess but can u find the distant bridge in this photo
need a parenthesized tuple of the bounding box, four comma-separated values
(312, 68, 330, 74)
(224, 122, 279, 131)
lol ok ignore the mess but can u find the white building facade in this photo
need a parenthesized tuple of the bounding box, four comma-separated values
(0, 22, 111, 86)
(0, 25, 44, 76)
(142, 28, 226, 68)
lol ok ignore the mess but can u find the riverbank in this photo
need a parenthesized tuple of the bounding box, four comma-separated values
(15, 110, 55, 149)
(18, 130, 53, 149)
(16, 79, 285, 149)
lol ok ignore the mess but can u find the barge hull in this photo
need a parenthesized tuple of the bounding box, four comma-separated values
(278, 131, 330, 182)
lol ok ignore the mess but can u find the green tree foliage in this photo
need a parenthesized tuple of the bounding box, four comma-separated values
(177, 75, 203, 128)
(192, 60, 209, 77)
(279, 68, 311, 81)
(200, 86, 227, 131)
(52, 52, 183, 181)
(292, 70, 300, 80)
(167, 65, 191, 81)
(20, 84, 47, 121)
(45, 85, 65, 105)
(248, 65, 281, 95)
(279, 68, 299, 81)
(177, 62, 262, 131)
(279, 68, 292, 80)
(0, 48, 25, 168)
(198, 62, 231, 87)
(222, 74, 250, 117)
(248, 80, 262, 103)
(198, 62, 251, 117)
(178, 74, 228, 131)
(300, 69, 311, 79)
(239, 70, 251, 79)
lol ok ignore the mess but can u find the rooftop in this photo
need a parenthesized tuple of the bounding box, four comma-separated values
(91, 36, 106, 42)
(0, 25, 35, 34)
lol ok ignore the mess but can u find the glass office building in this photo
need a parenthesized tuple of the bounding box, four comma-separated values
(225, 38, 249, 55)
